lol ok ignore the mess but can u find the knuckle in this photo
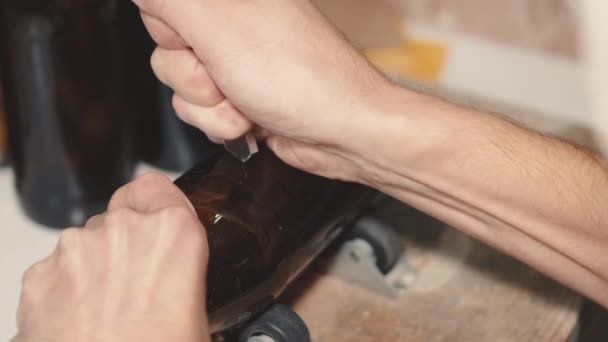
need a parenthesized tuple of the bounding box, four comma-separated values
(150, 48, 168, 83)
(20, 258, 52, 299)
(186, 71, 219, 105)
(186, 68, 206, 90)
(134, 172, 172, 192)
(200, 86, 222, 107)
(172, 94, 190, 119)
(104, 208, 137, 229)
(109, 173, 173, 211)
(22, 261, 45, 288)
(214, 103, 251, 139)
(84, 214, 103, 228)
(57, 228, 82, 252)
(187, 76, 212, 101)
(150, 49, 162, 71)
(172, 95, 200, 129)
(130, 173, 173, 200)
(108, 185, 128, 210)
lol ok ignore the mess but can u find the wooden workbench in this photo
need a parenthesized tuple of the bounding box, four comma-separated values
(283, 201, 581, 341)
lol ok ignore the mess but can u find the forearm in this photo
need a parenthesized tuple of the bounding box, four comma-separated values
(349, 84, 608, 307)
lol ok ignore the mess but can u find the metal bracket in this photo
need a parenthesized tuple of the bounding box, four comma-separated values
(322, 239, 417, 298)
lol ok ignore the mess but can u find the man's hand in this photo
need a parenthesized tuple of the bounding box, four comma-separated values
(130, 0, 608, 311)
(133, 0, 395, 182)
(15, 174, 210, 342)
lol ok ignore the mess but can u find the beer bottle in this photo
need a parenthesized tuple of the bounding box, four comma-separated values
(175, 145, 375, 332)
(0, 0, 134, 228)
(0, 72, 8, 166)
(119, 1, 217, 172)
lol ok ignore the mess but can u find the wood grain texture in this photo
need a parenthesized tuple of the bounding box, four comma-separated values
(283, 202, 581, 342)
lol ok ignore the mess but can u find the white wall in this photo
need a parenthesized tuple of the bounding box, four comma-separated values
(405, 23, 593, 127)
(581, 0, 608, 153)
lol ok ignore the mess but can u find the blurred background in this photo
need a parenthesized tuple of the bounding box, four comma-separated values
(0, 0, 607, 340)
(316, 0, 605, 149)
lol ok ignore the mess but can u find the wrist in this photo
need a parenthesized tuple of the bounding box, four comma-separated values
(337, 81, 430, 187)
(342, 81, 521, 192)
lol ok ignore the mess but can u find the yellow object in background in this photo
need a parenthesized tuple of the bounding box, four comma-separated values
(365, 40, 448, 84)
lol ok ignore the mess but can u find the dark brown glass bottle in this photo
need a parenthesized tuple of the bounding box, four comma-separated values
(175, 145, 375, 333)
(0, 0, 133, 228)
(0, 72, 8, 165)
(119, 1, 217, 172)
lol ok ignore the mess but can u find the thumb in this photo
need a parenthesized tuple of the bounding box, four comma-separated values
(108, 173, 196, 215)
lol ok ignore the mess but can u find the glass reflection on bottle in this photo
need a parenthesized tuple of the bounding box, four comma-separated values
(175, 145, 375, 332)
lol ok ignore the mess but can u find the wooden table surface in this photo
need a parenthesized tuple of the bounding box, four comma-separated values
(282, 201, 582, 342)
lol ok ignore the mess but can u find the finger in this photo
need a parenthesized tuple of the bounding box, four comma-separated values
(256, 127, 273, 141)
(17, 257, 53, 328)
(205, 128, 269, 145)
(132, 0, 215, 44)
(140, 207, 209, 306)
(108, 173, 195, 214)
(140, 11, 187, 50)
(206, 127, 268, 145)
(205, 128, 273, 145)
(172, 95, 252, 141)
(151, 48, 224, 107)
(206, 135, 224, 144)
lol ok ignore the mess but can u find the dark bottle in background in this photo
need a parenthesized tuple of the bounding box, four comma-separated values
(118, 1, 217, 173)
(174, 145, 375, 333)
(152, 84, 220, 172)
(0, 0, 134, 228)
(0, 71, 9, 166)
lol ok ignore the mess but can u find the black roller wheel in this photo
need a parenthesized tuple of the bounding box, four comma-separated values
(239, 304, 311, 342)
(347, 216, 404, 274)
